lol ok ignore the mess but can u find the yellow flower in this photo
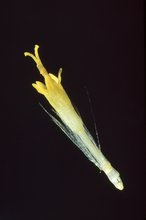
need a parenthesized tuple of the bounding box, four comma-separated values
(24, 45, 84, 133)
(24, 45, 124, 190)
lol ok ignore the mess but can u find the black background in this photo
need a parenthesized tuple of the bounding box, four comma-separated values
(1, 1, 145, 219)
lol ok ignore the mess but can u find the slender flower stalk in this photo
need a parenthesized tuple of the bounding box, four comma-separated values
(24, 45, 124, 190)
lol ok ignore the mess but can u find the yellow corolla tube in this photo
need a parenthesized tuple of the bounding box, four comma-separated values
(24, 45, 124, 190)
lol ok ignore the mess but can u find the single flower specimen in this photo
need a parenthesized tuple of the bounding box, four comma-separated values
(24, 45, 124, 190)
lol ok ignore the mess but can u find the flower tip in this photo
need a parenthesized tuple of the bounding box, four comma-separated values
(35, 44, 39, 49)
(24, 52, 28, 57)
(32, 83, 36, 88)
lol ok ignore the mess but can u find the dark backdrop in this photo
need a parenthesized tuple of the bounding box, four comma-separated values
(1, 1, 145, 219)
